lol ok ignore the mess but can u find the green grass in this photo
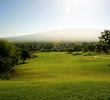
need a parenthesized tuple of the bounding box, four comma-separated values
(0, 52, 110, 100)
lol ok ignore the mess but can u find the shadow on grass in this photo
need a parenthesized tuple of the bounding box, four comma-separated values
(108, 64, 110, 67)
(72, 53, 82, 56)
(83, 53, 95, 56)
(18, 62, 28, 65)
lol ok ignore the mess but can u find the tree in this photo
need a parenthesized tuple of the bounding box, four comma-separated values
(21, 49, 30, 64)
(87, 43, 95, 54)
(73, 44, 81, 54)
(99, 30, 110, 53)
(82, 42, 89, 53)
(0, 39, 20, 79)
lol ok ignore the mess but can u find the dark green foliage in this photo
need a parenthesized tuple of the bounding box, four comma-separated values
(73, 44, 82, 54)
(87, 43, 96, 54)
(82, 42, 89, 52)
(82, 42, 96, 54)
(95, 43, 103, 53)
(99, 30, 110, 44)
(99, 30, 110, 53)
(0, 39, 20, 79)
(21, 49, 30, 63)
(14, 42, 99, 56)
(67, 49, 74, 54)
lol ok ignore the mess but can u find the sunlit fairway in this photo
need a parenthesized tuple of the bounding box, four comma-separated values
(13, 52, 110, 82)
(0, 52, 110, 100)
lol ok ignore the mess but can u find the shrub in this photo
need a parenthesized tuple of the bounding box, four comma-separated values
(0, 39, 20, 79)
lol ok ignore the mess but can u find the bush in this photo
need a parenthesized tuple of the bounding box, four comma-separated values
(21, 49, 30, 64)
(0, 39, 20, 79)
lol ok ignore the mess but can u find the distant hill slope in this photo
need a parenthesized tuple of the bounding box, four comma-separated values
(4, 29, 102, 42)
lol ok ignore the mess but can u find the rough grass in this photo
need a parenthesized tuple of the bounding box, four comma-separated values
(0, 52, 110, 100)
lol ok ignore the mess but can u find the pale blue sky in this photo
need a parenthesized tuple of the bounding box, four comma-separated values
(0, 0, 110, 37)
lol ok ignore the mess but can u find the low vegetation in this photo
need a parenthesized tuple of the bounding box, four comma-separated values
(0, 30, 110, 99)
(0, 39, 20, 79)
(0, 39, 30, 79)
(0, 52, 110, 100)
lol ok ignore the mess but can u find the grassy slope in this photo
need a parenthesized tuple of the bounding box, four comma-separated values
(0, 52, 110, 100)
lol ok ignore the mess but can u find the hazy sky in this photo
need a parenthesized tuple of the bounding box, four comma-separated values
(0, 0, 110, 37)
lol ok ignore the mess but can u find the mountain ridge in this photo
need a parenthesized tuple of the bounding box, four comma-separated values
(4, 28, 102, 42)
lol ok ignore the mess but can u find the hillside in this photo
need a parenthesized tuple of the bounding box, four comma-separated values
(0, 52, 110, 100)
(4, 29, 102, 42)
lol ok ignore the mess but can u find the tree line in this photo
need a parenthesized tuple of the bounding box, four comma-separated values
(14, 30, 110, 53)
(0, 30, 110, 79)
